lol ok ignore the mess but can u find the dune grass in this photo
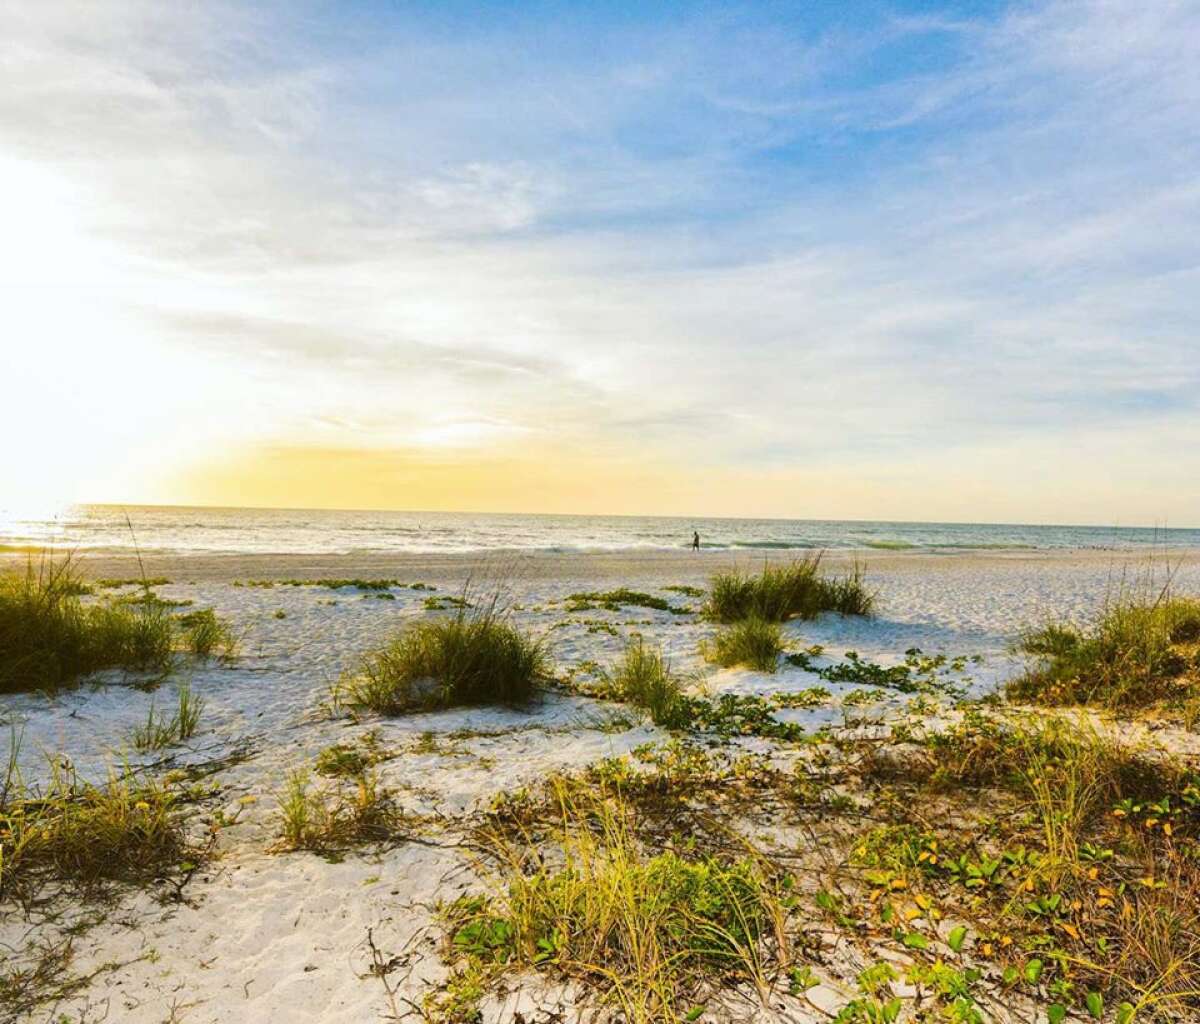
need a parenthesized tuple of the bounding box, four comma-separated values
(0, 745, 192, 900)
(175, 608, 238, 660)
(272, 766, 397, 852)
(705, 554, 873, 623)
(128, 682, 205, 752)
(0, 558, 175, 692)
(439, 785, 787, 1024)
(702, 617, 784, 672)
(603, 639, 687, 726)
(0, 556, 238, 692)
(1011, 588, 1200, 709)
(335, 598, 548, 715)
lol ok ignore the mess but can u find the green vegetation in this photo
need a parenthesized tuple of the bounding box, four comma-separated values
(1011, 590, 1200, 708)
(705, 554, 874, 622)
(96, 577, 171, 589)
(854, 711, 1200, 1021)
(335, 600, 548, 715)
(663, 584, 705, 598)
(786, 646, 976, 697)
(437, 786, 786, 1024)
(175, 608, 238, 659)
(702, 617, 784, 672)
(423, 595, 471, 611)
(273, 767, 395, 852)
(0, 557, 237, 692)
(602, 639, 686, 726)
(565, 588, 689, 614)
(0, 559, 175, 692)
(0, 750, 197, 900)
(128, 683, 204, 752)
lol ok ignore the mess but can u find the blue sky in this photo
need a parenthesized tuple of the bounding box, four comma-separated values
(1, 0, 1198, 522)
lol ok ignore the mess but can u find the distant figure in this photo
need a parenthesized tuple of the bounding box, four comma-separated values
(692, 530, 700, 551)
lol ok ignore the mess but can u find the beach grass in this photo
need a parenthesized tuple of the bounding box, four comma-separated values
(1010, 587, 1200, 708)
(175, 608, 238, 660)
(0, 558, 175, 692)
(702, 617, 784, 672)
(705, 554, 873, 622)
(603, 638, 686, 726)
(0, 746, 191, 900)
(335, 597, 548, 715)
(272, 767, 393, 852)
(439, 784, 786, 1024)
(128, 682, 204, 752)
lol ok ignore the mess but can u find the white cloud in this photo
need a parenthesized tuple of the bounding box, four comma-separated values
(0, 0, 1197, 520)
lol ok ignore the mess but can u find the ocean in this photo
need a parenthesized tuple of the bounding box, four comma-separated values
(1, 504, 1197, 556)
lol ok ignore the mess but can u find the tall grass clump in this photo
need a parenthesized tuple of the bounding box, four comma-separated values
(705, 554, 873, 623)
(441, 786, 787, 1024)
(0, 742, 190, 899)
(336, 598, 548, 715)
(0, 557, 174, 692)
(175, 608, 238, 660)
(604, 639, 686, 726)
(1011, 586, 1200, 708)
(272, 766, 394, 852)
(703, 617, 784, 672)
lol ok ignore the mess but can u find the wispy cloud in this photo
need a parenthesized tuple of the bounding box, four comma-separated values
(1, 0, 1197, 520)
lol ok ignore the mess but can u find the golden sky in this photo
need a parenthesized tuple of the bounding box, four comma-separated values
(2, 2, 1198, 526)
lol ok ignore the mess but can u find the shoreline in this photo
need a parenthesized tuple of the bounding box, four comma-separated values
(4, 545, 1199, 585)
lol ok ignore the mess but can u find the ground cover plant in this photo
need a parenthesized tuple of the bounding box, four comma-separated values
(436, 783, 790, 1024)
(564, 588, 691, 614)
(335, 597, 549, 715)
(1011, 585, 1200, 709)
(706, 554, 874, 622)
(848, 709, 1200, 1022)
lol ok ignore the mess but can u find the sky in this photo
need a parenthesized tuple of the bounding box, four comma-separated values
(1, 0, 1198, 525)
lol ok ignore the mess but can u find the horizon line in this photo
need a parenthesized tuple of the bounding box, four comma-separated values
(38, 500, 1200, 534)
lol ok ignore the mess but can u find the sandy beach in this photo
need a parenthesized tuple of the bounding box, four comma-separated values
(3, 548, 1199, 1024)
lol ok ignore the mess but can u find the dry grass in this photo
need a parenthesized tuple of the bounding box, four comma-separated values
(0, 741, 193, 900)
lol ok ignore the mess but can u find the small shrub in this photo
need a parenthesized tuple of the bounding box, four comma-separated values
(336, 599, 548, 715)
(703, 618, 784, 672)
(706, 554, 873, 622)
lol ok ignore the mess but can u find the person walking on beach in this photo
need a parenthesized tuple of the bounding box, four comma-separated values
(692, 530, 700, 551)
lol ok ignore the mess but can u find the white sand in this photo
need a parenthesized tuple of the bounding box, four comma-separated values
(2, 548, 1198, 1023)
